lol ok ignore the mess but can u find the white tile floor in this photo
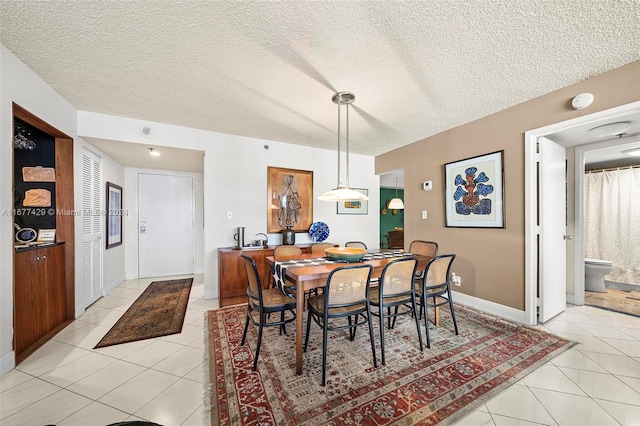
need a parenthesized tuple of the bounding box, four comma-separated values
(1, 275, 639, 425)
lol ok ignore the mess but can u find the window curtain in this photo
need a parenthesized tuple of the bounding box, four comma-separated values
(584, 167, 640, 284)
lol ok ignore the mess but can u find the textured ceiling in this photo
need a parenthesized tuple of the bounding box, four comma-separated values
(1, 1, 639, 156)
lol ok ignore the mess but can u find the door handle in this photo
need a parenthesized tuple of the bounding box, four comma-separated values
(140, 221, 147, 233)
(564, 235, 572, 240)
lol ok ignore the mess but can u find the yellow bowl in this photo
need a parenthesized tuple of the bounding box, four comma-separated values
(325, 247, 366, 261)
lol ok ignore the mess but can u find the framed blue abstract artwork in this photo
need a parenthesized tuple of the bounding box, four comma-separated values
(444, 151, 505, 228)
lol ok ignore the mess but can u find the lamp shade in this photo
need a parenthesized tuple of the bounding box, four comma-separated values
(388, 197, 404, 209)
(318, 186, 369, 202)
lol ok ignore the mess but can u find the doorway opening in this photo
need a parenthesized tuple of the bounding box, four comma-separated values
(525, 101, 640, 325)
(379, 169, 404, 249)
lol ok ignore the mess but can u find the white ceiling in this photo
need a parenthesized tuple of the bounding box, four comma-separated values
(1, 1, 639, 162)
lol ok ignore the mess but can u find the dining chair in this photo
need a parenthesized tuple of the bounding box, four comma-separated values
(239, 254, 297, 371)
(311, 242, 335, 255)
(369, 257, 423, 365)
(409, 240, 439, 285)
(415, 254, 458, 348)
(345, 241, 367, 249)
(272, 245, 303, 296)
(304, 264, 377, 386)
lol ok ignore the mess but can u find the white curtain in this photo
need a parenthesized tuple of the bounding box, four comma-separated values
(585, 167, 640, 284)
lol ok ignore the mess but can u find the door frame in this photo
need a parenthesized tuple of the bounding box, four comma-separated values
(524, 101, 640, 325)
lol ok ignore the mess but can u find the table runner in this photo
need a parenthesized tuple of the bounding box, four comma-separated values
(271, 250, 415, 295)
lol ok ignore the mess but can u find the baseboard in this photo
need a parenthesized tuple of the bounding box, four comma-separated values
(104, 275, 126, 296)
(0, 350, 16, 378)
(452, 290, 527, 324)
(567, 293, 576, 305)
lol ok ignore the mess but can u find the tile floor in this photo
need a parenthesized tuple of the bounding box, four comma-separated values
(1, 275, 639, 425)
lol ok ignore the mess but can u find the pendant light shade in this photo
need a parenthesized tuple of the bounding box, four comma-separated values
(318, 91, 370, 202)
(388, 177, 404, 209)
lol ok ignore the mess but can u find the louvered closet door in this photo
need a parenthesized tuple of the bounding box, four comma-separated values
(82, 148, 103, 307)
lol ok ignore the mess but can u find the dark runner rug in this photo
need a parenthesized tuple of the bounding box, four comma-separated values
(94, 278, 193, 348)
(204, 304, 574, 425)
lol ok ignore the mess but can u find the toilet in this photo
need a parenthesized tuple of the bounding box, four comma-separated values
(584, 258, 614, 293)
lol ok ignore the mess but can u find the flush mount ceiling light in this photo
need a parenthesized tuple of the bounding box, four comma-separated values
(318, 91, 369, 202)
(621, 147, 640, 157)
(388, 177, 404, 209)
(148, 148, 160, 157)
(588, 121, 631, 138)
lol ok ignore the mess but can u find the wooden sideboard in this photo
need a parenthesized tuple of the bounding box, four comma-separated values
(218, 245, 313, 307)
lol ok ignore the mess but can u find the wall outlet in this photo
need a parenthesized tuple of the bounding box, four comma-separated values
(421, 210, 427, 219)
(452, 272, 461, 286)
(227, 211, 232, 219)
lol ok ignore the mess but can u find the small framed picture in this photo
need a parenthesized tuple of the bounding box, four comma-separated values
(106, 182, 123, 249)
(337, 188, 368, 215)
(444, 151, 505, 228)
(36, 228, 56, 242)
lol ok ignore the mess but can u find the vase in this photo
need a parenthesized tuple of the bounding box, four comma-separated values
(282, 226, 295, 245)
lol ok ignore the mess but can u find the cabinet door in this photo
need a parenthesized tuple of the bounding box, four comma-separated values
(14, 250, 42, 356)
(40, 245, 66, 333)
(218, 250, 248, 302)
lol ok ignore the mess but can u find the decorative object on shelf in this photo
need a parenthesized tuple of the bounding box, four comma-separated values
(22, 166, 55, 182)
(337, 188, 368, 214)
(267, 166, 313, 233)
(233, 226, 246, 248)
(106, 182, 123, 248)
(282, 225, 296, 245)
(318, 91, 369, 203)
(308, 221, 330, 243)
(13, 123, 37, 151)
(325, 247, 366, 261)
(444, 150, 505, 228)
(388, 177, 404, 210)
(37, 229, 56, 242)
(14, 224, 37, 243)
(23, 188, 51, 207)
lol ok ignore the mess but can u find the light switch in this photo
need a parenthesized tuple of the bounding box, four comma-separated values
(421, 210, 427, 219)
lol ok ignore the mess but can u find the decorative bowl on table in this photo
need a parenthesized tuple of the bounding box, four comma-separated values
(325, 247, 366, 262)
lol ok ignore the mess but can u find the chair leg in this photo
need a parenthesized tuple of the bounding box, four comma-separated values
(447, 287, 459, 335)
(304, 307, 313, 352)
(241, 309, 250, 346)
(412, 297, 424, 352)
(279, 311, 286, 335)
(253, 320, 264, 371)
(423, 293, 431, 348)
(366, 305, 378, 368)
(321, 321, 329, 386)
(379, 306, 386, 366)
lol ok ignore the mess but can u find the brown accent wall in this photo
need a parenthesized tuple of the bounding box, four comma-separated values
(375, 61, 640, 311)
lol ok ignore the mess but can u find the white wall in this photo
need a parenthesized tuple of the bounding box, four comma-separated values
(77, 111, 380, 300)
(99, 149, 127, 294)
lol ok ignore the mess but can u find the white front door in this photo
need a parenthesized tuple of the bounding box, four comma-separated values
(538, 136, 567, 322)
(138, 173, 195, 278)
(81, 148, 103, 307)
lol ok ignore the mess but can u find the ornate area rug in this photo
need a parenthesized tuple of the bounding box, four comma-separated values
(94, 278, 193, 348)
(204, 304, 574, 425)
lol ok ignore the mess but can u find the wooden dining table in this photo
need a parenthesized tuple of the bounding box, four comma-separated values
(265, 251, 432, 375)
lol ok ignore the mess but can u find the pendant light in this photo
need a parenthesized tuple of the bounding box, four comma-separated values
(388, 177, 404, 209)
(318, 91, 369, 202)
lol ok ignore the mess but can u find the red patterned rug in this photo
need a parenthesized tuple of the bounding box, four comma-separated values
(204, 304, 573, 425)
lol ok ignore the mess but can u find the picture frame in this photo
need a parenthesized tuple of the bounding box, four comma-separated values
(106, 182, 123, 249)
(337, 188, 368, 214)
(267, 167, 313, 233)
(444, 150, 505, 228)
